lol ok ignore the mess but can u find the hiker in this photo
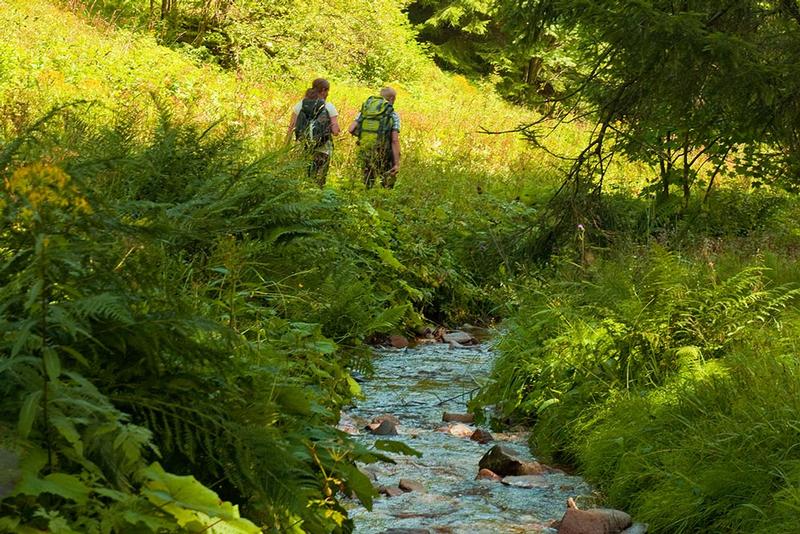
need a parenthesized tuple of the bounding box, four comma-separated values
(286, 78, 341, 186)
(348, 87, 401, 188)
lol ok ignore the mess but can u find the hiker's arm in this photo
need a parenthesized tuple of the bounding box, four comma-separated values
(330, 115, 341, 136)
(347, 119, 359, 136)
(285, 112, 298, 145)
(389, 131, 400, 175)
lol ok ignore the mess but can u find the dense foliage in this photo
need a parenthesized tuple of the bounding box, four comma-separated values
(503, 0, 800, 204)
(60, 0, 428, 84)
(4, 1, 800, 533)
(406, 0, 576, 104)
(474, 210, 800, 531)
(0, 102, 405, 532)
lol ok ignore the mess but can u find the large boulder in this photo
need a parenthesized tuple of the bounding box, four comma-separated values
(557, 508, 633, 534)
(478, 445, 555, 476)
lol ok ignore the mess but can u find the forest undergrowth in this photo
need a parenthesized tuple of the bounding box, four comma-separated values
(2, 1, 800, 533)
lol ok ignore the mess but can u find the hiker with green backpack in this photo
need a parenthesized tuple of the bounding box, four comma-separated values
(348, 87, 401, 188)
(286, 78, 341, 186)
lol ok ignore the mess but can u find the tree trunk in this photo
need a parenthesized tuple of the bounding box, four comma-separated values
(682, 136, 691, 208)
(526, 57, 542, 85)
(161, 0, 174, 20)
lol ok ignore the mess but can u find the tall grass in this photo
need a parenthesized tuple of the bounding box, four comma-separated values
(475, 242, 800, 532)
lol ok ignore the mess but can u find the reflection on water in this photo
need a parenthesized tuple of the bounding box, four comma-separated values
(341, 342, 590, 533)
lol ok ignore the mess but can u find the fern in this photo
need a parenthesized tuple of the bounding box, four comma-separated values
(1, 108, 381, 532)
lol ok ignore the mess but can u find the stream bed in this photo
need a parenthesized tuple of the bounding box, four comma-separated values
(341, 341, 591, 533)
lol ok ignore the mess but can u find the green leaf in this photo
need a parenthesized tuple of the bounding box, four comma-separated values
(369, 245, 405, 271)
(43, 347, 61, 380)
(57, 345, 89, 367)
(50, 414, 83, 457)
(142, 463, 260, 533)
(13, 472, 91, 505)
(95, 487, 127, 501)
(307, 339, 336, 354)
(536, 398, 560, 414)
(18, 389, 43, 438)
(0, 517, 20, 530)
(338, 463, 375, 510)
(373, 440, 422, 458)
(346, 375, 362, 398)
(275, 385, 311, 415)
(122, 509, 175, 532)
(366, 304, 409, 333)
(11, 318, 37, 357)
(24, 279, 43, 311)
(47, 515, 80, 533)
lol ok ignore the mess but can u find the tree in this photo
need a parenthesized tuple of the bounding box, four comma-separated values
(407, 0, 574, 104)
(504, 0, 800, 204)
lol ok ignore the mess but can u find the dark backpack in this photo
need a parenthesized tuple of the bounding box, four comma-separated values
(355, 96, 394, 154)
(294, 99, 332, 147)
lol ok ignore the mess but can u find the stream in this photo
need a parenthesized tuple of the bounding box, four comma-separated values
(340, 341, 591, 533)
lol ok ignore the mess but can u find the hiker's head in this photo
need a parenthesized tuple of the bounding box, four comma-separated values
(305, 78, 330, 100)
(380, 87, 397, 104)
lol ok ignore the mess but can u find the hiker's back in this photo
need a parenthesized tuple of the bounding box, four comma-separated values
(348, 87, 401, 188)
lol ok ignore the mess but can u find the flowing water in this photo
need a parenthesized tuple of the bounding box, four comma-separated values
(341, 341, 591, 533)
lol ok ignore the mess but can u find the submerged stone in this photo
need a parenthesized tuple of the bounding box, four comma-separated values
(475, 468, 502, 481)
(441, 331, 476, 344)
(442, 412, 475, 423)
(389, 335, 409, 348)
(470, 428, 493, 444)
(399, 478, 426, 493)
(621, 523, 649, 534)
(446, 423, 473, 438)
(501, 475, 551, 489)
(367, 419, 398, 435)
(378, 485, 405, 498)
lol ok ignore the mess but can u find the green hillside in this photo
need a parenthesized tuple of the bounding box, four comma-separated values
(0, 0, 565, 188)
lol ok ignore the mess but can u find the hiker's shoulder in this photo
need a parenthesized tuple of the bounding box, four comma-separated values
(324, 101, 338, 116)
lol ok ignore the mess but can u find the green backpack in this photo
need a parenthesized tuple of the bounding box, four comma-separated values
(355, 96, 394, 155)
